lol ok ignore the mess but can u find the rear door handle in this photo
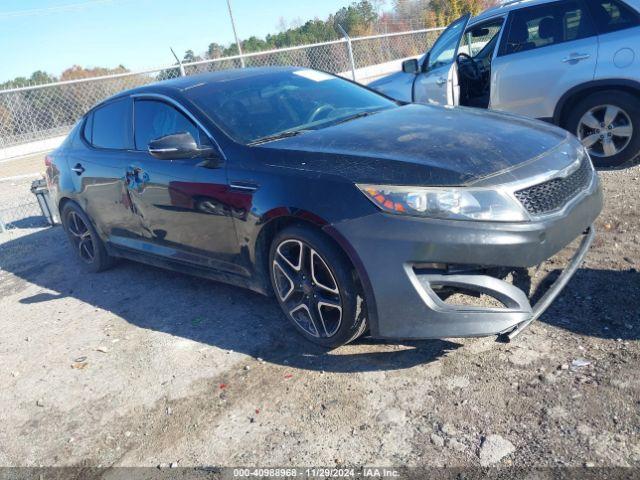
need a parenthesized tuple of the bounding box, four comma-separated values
(229, 181, 259, 192)
(71, 163, 85, 175)
(562, 53, 591, 63)
(436, 77, 447, 86)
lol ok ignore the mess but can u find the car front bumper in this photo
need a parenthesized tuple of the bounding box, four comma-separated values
(330, 180, 603, 340)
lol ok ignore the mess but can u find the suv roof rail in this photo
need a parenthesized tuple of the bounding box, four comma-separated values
(486, 0, 536, 13)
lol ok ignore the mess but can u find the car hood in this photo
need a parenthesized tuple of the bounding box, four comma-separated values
(257, 104, 572, 186)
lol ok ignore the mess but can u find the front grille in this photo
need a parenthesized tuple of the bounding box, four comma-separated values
(514, 158, 593, 216)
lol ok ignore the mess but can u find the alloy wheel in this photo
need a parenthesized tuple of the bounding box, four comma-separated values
(67, 211, 95, 264)
(577, 104, 633, 158)
(272, 239, 343, 338)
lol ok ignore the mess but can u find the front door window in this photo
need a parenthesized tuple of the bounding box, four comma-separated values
(425, 14, 470, 71)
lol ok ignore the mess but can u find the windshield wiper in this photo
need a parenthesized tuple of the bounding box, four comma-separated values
(326, 109, 383, 127)
(249, 129, 308, 146)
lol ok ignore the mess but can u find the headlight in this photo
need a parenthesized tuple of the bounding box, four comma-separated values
(357, 184, 529, 222)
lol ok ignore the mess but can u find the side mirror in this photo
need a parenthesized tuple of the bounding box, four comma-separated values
(148, 132, 217, 160)
(402, 58, 419, 74)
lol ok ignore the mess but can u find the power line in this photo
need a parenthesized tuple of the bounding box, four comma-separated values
(0, 0, 117, 19)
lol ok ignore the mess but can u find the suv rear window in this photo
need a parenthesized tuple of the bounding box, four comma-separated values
(587, 0, 640, 33)
(501, 0, 596, 55)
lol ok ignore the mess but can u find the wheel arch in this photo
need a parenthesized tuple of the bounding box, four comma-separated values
(57, 196, 108, 242)
(58, 196, 89, 223)
(58, 196, 74, 214)
(554, 79, 640, 127)
(253, 212, 379, 334)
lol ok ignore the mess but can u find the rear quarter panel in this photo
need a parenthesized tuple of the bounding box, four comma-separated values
(594, 26, 640, 83)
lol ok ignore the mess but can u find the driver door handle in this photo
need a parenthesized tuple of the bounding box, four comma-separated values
(562, 53, 591, 63)
(436, 77, 447, 86)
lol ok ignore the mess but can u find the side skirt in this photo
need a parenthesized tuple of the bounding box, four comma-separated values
(106, 243, 270, 296)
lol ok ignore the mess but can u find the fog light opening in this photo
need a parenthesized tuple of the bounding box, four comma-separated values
(432, 286, 508, 309)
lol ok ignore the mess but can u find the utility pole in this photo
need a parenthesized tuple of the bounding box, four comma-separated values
(226, 0, 245, 68)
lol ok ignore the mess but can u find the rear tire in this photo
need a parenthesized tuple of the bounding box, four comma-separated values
(269, 225, 367, 348)
(565, 90, 640, 168)
(61, 202, 114, 273)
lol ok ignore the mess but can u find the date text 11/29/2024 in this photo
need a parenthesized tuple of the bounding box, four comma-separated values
(232, 467, 401, 477)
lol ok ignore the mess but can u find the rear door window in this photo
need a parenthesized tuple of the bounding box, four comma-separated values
(91, 98, 132, 149)
(586, 0, 640, 33)
(500, 0, 596, 56)
(133, 99, 210, 151)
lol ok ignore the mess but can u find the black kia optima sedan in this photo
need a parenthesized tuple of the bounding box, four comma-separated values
(47, 67, 602, 347)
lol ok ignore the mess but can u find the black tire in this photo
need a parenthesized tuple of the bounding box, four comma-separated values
(564, 90, 640, 168)
(61, 202, 114, 273)
(269, 224, 367, 348)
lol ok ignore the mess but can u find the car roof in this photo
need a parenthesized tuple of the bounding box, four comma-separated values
(94, 66, 303, 109)
(470, 0, 559, 24)
(471, 0, 640, 24)
(138, 66, 301, 92)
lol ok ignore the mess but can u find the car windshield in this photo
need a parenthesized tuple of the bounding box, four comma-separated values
(184, 69, 397, 144)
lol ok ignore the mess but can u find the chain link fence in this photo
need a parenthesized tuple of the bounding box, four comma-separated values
(0, 28, 444, 151)
(0, 177, 50, 232)
(0, 27, 444, 233)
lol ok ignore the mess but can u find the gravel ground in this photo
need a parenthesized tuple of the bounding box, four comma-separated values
(0, 164, 639, 469)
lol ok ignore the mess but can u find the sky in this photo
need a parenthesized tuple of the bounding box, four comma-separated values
(0, 0, 354, 81)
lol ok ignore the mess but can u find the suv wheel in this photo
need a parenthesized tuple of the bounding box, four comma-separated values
(566, 90, 640, 168)
(269, 225, 368, 348)
(61, 202, 114, 273)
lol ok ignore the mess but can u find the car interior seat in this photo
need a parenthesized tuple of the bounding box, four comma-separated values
(507, 17, 537, 53)
(538, 16, 561, 44)
(589, 2, 613, 29)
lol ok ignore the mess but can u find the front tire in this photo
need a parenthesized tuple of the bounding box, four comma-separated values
(565, 90, 640, 168)
(61, 202, 114, 273)
(269, 225, 367, 348)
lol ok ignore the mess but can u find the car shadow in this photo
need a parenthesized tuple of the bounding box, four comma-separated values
(595, 154, 640, 171)
(1, 227, 460, 373)
(532, 266, 639, 340)
(2, 215, 50, 230)
(1, 228, 637, 375)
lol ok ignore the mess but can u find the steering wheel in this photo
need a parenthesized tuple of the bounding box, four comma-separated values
(307, 104, 336, 123)
(457, 52, 481, 82)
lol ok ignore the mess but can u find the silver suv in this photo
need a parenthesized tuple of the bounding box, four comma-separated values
(369, 0, 640, 167)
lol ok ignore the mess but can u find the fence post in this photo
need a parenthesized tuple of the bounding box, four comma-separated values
(337, 25, 357, 81)
(170, 48, 187, 77)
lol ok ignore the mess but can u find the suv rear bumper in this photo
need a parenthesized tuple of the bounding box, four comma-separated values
(331, 181, 602, 339)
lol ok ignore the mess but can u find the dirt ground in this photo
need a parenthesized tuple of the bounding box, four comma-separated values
(0, 164, 639, 470)
(0, 152, 45, 180)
